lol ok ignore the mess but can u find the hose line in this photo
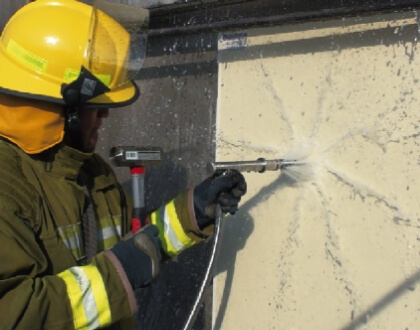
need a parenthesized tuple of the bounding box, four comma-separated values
(182, 204, 224, 330)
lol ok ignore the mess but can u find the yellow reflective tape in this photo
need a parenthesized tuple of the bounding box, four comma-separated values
(165, 201, 196, 250)
(57, 268, 89, 330)
(151, 200, 196, 256)
(83, 266, 112, 327)
(150, 207, 175, 255)
(7, 39, 48, 73)
(63, 68, 81, 83)
(96, 74, 111, 87)
(63, 68, 111, 86)
(57, 266, 112, 329)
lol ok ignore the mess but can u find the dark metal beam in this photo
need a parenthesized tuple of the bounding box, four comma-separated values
(149, 0, 420, 36)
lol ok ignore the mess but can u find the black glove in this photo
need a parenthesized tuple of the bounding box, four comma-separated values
(110, 224, 162, 289)
(194, 170, 247, 229)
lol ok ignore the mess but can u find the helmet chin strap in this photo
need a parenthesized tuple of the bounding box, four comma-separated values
(61, 66, 110, 151)
(64, 106, 84, 150)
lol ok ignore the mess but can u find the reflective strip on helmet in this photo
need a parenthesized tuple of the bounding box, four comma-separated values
(57, 265, 112, 329)
(64, 68, 111, 86)
(63, 68, 82, 83)
(7, 39, 48, 73)
(150, 200, 196, 256)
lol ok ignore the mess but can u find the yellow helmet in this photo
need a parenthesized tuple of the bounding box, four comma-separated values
(0, 0, 149, 108)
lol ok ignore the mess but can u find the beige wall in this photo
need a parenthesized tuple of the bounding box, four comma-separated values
(214, 12, 420, 330)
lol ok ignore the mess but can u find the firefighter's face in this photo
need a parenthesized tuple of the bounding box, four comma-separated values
(78, 107, 109, 152)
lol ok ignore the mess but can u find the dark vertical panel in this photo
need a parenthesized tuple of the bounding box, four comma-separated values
(0, 1, 29, 33)
(96, 32, 218, 330)
(92, 2, 218, 329)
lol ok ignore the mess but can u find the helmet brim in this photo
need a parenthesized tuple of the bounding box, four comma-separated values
(0, 47, 140, 108)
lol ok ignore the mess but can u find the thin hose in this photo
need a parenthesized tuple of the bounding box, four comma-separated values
(182, 204, 224, 330)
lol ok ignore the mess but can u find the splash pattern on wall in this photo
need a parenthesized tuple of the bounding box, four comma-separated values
(214, 11, 420, 330)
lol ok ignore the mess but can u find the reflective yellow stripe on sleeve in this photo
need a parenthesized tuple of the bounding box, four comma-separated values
(57, 265, 112, 330)
(150, 199, 196, 257)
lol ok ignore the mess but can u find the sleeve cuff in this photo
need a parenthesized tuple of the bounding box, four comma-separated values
(184, 188, 214, 239)
(103, 250, 138, 316)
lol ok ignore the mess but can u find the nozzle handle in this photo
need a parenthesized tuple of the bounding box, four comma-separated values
(207, 158, 284, 174)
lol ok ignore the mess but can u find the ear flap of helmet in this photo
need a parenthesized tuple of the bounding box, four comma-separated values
(62, 66, 110, 109)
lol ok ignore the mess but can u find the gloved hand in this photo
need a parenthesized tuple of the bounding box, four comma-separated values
(110, 224, 162, 289)
(194, 170, 247, 229)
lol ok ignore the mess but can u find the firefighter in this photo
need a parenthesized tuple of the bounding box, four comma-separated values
(0, 0, 247, 329)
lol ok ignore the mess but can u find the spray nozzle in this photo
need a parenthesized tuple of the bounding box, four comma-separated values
(207, 158, 301, 175)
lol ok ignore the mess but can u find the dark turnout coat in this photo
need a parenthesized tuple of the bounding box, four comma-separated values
(0, 139, 208, 329)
